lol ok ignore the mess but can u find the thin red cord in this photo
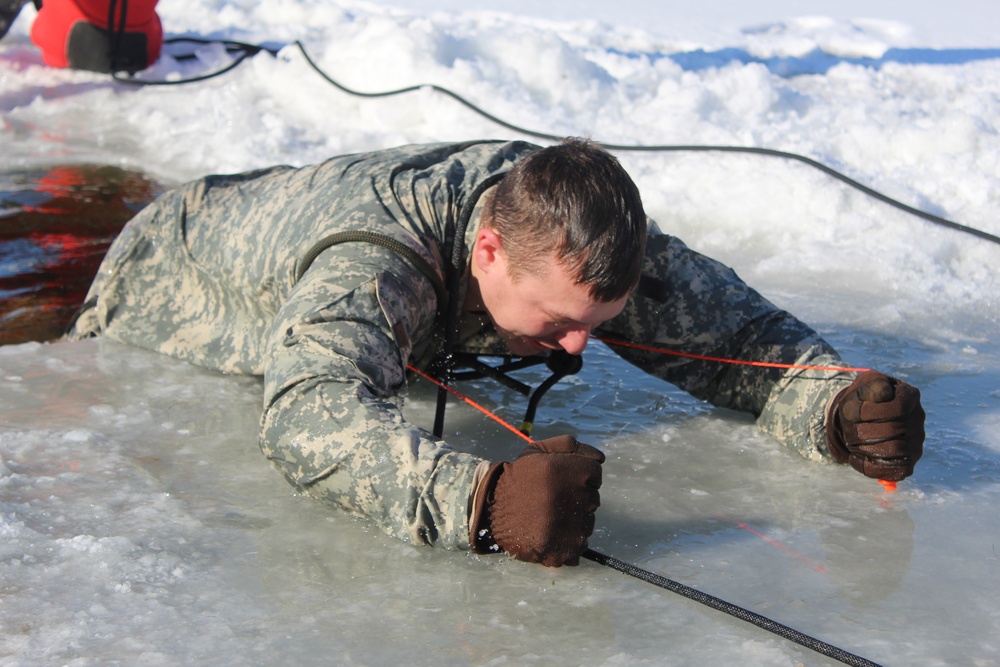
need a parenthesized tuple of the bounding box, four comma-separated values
(586, 337, 894, 492)
(407, 363, 834, 569)
(409, 336, 893, 498)
(593, 336, 871, 373)
(406, 365, 534, 443)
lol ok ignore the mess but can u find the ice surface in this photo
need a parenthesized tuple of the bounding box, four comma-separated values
(1, 334, 998, 666)
(2, 1, 1000, 665)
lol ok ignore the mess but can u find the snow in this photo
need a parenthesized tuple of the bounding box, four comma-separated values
(1, 1, 999, 665)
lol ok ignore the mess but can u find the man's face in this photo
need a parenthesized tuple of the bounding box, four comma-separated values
(469, 228, 630, 357)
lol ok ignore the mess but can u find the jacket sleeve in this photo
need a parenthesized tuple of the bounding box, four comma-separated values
(597, 230, 857, 462)
(258, 243, 484, 548)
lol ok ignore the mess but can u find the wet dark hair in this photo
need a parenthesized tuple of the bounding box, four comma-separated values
(487, 138, 646, 302)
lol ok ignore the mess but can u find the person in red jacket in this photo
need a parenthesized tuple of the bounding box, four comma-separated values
(0, 1, 32, 38)
(22, 0, 162, 72)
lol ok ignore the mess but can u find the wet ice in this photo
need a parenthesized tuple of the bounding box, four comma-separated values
(1, 1, 999, 665)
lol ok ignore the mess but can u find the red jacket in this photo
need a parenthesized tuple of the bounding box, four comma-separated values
(31, 0, 161, 72)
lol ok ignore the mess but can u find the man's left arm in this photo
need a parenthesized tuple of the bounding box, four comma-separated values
(598, 231, 923, 479)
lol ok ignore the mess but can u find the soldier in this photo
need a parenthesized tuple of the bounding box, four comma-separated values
(68, 138, 924, 567)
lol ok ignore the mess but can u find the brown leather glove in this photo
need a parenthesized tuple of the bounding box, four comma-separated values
(470, 435, 604, 567)
(826, 371, 925, 481)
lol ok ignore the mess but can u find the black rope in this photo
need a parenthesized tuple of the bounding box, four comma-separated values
(115, 0, 130, 71)
(431, 171, 508, 437)
(290, 40, 999, 247)
(113, 37, 279, 86)
(583, 549, 883, 667)
(107, 0, 121, 68)
(104, 37, 999, 246)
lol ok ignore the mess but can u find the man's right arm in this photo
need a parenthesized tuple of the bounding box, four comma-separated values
(259, 244, 484, 549)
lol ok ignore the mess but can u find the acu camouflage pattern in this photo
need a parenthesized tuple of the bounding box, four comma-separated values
(68, 140, 857, 551)
(597, 227, 857, 463)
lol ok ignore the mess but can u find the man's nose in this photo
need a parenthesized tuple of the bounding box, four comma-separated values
(558, 328, 591, 355)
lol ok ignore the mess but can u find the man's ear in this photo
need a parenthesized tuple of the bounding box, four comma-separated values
(472, 227, 506, 274)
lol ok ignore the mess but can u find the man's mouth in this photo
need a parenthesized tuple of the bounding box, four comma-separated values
(502, 333, 549, 356)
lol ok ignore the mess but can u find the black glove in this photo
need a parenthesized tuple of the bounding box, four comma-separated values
(470, 435, 604, 567)
(827, 371, 925, 481)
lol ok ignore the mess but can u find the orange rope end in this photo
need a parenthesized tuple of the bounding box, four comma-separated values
(878, 479, 898, 492)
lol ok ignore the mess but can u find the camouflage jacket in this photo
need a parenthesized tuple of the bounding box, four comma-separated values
(68, 140, 856, 550)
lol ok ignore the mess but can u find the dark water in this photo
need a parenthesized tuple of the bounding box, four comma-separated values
(0, 165, 163, 344)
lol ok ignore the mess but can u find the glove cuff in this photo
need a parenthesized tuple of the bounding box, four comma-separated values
(825, 385, 851, 464)
(468, 461, 506, 554)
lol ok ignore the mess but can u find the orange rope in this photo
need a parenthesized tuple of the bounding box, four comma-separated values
(406, 365, 533, 443)
(593, 336, 871, 373)
(407, 363, 832, 570)
(588, 337, 898, 491)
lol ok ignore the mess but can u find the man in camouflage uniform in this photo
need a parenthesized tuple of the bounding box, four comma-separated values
(68, 139, 924, 567)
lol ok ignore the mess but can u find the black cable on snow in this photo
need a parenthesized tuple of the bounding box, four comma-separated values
(583, 549, 884, 667)
(109, 38, 1000, 246)
(291, 40, 1000, 247)
(112, 36, 280, 86)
